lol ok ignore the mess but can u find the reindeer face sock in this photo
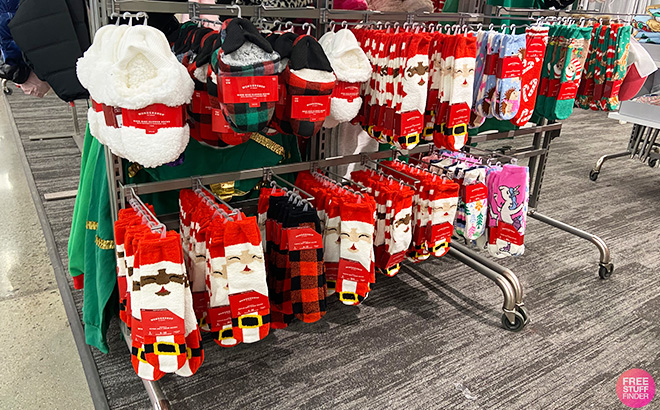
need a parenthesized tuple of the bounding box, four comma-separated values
(135, 232, 188, 374)
(488, 164, 528, 258)
(494, 33, 525, 120)
(337, 197, 376, 305)
(225, 217, 270, 343)
(511, 26, 549, 126)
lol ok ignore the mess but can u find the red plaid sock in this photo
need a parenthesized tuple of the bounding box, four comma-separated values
(225, 216, 271, 343)
(337, 195, 376, 305)
(135, 231, 189, 374)
(266, 195, 294, 328)
(285, 206, 327, 323)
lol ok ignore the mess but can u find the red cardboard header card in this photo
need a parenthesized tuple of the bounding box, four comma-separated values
(428, 222, 454, 243)
(464, 183, 488, 203)
(497, 56, 523, 79)
(228, 291, 270, 319)
(290, 95, 331, 122)
(496, 222, 524, 246)
(192, 90, 212, 114)
(447, 102, 471, 127)
(207, 305, 232, 330)
(288, 227, 323, 252)
(122, 104, 184, 134)
(337, 259, 372, 283)
(332, 81, 361, 102)
(141, 309, 185, 337)
(219, 76, 278, 107)
(212, 108, 233, 133)
(557, 80, 579, 101)
(397, 110, 424, 136)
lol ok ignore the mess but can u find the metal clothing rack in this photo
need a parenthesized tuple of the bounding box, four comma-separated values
(83, 2, 617, 408)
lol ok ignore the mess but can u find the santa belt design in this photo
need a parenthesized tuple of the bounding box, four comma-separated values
(443, 123, 467, 137)
(211, 328, 234, 341)
(397, 133, 420, 145)
(339, 292, 360, 303)
(132, 344, 202, 362)
(430, 241, 449, 253)
(231, 313, 270, 329)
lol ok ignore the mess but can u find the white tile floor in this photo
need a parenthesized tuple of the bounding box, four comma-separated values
(0, 95, 94, 410)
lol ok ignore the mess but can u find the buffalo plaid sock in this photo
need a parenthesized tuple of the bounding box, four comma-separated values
(494, 33, 525, 121)
(266, 195, 289, 328)
(511, 26, 549, 126)
(337, 196, 376, 305)
(285, 206, 327, 323)
(601, 24, 630, 111)
(446, 34, 477, 150)
(135, 232, 189, 374)
(225, 216, 271, 343)
(258, 186, 285, 252)
(427, 178, 460, 257)
(206, 220, 239, 347)
(213, 18, 283, 134)
(434, 33, 457, 149)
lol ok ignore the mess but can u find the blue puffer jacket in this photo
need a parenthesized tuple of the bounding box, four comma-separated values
(0, 0, 29, 83)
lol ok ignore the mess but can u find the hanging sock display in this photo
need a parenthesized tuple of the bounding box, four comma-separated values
(511, 25, 549, 126)
(487, 165, 529, 258)
(493, 33, 525, 121)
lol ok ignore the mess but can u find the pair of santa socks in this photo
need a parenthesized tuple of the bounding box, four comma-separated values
(487, 164, 529, 258)
(319, 29, 372, 128)
(116, 213, 203, 381)
(76, 24, 193, 167)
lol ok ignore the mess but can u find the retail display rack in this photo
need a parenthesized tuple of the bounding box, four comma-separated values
(84, 2, 617, 408)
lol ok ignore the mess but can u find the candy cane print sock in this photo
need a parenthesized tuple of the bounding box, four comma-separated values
(461, 166, 488, 240)
(136, 232, 188, 374)
(446, 34, 477, 150)
(337, 195, 376, 305)
(205, 220, 239, 347)
(511, 26, 549, 126)
(427, 178, 460, 257)
(551, 26, 592, 120)
(494, 33, 525, 121)
(601, 24, 631, 111)
(488, 165, 528, 258)
(225, 217, 270, 343)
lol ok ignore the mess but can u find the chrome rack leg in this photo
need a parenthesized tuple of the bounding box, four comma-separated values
(451, 242, 527, 320)
(589, 124, 639, 181)
(447, 246, 528, 332)
(120, 323, 172, 410)
(528, 210, 613, 279)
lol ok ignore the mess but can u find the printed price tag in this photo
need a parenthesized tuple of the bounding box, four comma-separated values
(496, 222, 524, 246)
(131, 318, 144, 344)
(337, 259, 372, 283)
(557, 80, 579, 101)
(207, 305, 232, 330)
(287, 227, 323, 252)
(122, 104, 184, 134)
(228, 291, 270, 318)
(219, 76, 278, 107)
(212, 108, 233, 133)
(141, 309, 185, 337)
(464, 183, 488, 203)
(447, 102, 471, 127)
(192, 90, 212, 114)
(497, 56, 523, 79)
(429, 222, 454, 243)
(332, 81, 361, 102)
(290, 95, 331, 121)
(397, 110, 424, 136)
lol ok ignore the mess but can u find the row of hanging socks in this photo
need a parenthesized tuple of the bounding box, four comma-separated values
(174, 16, 372, 149)
(114, 189, 204, 381)
(179, 180, 273, 348)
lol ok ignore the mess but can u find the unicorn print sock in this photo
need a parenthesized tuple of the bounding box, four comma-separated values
(488, 164, 528, 258)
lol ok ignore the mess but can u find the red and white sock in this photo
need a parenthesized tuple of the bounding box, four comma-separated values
(225, 217, 270, 343)
(445, 34, 477, 150)
(323, 195, 342, 296)
(135, 232, 189, 374)
(383, 186, 414, 275)
(511, 26, 549, 126)
(426, 178, 460, 257)
(336, 196, 376, 305)
(434, 34, 457, 149)
(205, 219, 239, 347)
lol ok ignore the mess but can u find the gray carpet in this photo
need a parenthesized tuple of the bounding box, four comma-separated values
(6, 90, 660, 410)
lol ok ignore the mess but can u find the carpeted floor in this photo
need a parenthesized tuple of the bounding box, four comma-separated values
(6, 90, 660, 410)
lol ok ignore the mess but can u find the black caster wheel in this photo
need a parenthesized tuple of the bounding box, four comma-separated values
(648, 159, 658, 168)
(501, 311, 526, 332)
(589, 170, 599, 181)
(516, 306, 530, 325)
(3, 87, 11, 95)
(599, 263, 614, 280)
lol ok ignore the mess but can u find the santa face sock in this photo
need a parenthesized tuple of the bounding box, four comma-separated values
(395, 33, 429, 150)
(445, 34, 477, 150)
(336, 197, 376, 305)
(511, 26, 549, 126)
(427, 179, 460, 257)
(488, 164, 528, 258)
(434, 34, 457, 149)
(494, 33, 525, 121)
(225, 217, 270, 343)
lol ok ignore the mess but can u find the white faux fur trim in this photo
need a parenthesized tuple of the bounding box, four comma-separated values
(221, 42, 280, 67)
(87, 108, 103, 145)
(193, 63, 209, 83)
(319, 31, 336, 53)
(120, 125, 190, 168)
(328, 30, 372, 83)
(98, 124, 126, 159)
(328, 96, 362, 123)
(290, 68, 336, 84)
(106, 25, 194, 109)
(77, 25, 116, 95)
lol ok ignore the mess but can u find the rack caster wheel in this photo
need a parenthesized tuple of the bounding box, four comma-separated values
(648, 159, 658, 168)
(589, 170, 599, 181)
(3, 87, 11, 95)
(598, 263, 614, 280)
(501, 311, 526, 332)
(516, 306, 530, 325)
